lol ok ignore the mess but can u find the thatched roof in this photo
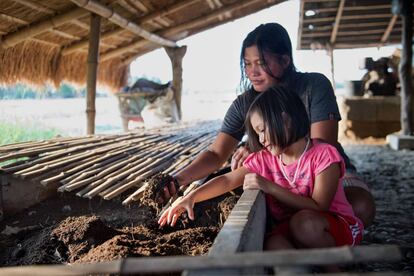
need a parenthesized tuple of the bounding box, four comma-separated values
(297, 0, 414, 50)
(0, 0, 284, 90)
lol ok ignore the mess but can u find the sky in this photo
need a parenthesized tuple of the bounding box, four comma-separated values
(130, 0, 398, 94)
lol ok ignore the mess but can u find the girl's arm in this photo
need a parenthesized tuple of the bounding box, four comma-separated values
(159, 166, 249, 227)
(243, 163, 341, 211)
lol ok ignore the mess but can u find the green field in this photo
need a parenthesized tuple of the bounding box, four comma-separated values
(0, 121, 62, 146)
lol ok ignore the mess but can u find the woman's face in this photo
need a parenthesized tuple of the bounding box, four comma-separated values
(244, 45, 287, 92)
(250, 111, 282, 156)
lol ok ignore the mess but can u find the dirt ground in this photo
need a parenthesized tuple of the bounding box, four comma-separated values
(1, 143, 413, 274)
(0, 186, 240, 267)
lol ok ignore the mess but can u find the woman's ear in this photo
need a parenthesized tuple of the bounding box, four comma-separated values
(281, 55, 291, 70)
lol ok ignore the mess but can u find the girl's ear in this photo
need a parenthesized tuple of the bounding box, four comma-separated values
(281, 112, 292, 129)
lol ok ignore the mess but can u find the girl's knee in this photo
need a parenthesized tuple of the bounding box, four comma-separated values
(264, 234, 293, 251)
(290, 210, 329, 244)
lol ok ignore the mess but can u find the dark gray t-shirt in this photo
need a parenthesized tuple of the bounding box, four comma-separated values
(221, 72, 355, 171)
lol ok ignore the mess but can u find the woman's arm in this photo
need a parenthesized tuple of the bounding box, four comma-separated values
(159, 166, 249, 227)
(175, 132, 239, 186)
(310, 120, 338, 146)
(244, 163, 340, 211)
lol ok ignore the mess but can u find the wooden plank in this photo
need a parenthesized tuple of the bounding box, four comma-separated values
(1, 175, 58, 218)
(70, 0, 177, 47)
(185, 190, 267, 275)
(0, 245, 402, 275)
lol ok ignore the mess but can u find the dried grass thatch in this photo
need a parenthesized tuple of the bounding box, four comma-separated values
(0, 40, 128, 91)
(0, 0, 284, 91)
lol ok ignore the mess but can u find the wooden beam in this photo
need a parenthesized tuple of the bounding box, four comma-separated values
(380, 14, 398, 45)
(50, 29, 81, 40)
(304, 13, 392, 24)
(29, 37, 61, 47)
(117, 0, 138, 13)
(86, 13, 101, 135)
(70, 0, 176, 47)
(62, 0, 198, 55)
(129, 0, 149, 13)
(11, 0, 55, 14)
(101, 0, 266, 61)
(0, 12, 28, 25)
(137, 0, 199, 24)
(314, 4, 391, 13)
(0, 8, 88, 49)
(330, 0, 345, 44)
(72, 19, 90, 29)
(62, 28, 125, 55)
(296, 0, 305, 50)
(0, 245, 402, 275)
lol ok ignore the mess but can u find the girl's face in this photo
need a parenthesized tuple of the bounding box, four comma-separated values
(244, 45, 287, 92)
(250, 111, 282, 156)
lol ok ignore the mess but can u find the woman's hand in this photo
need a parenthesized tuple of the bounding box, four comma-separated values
(158, 194, 195, 227)
(155, 176, 180, 204)
(231, 146, 251, 170)
(243, 173, 272, 193)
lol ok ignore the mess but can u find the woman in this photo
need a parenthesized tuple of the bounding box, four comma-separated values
(159, 23, 375, 227)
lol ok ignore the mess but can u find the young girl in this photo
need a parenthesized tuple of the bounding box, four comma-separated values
(158, 23, 375, 229)
(158, 87, 363, 250)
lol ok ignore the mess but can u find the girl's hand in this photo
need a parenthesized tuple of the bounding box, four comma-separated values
(231, 146, 251, 170)
(158, 195, 195, 227)
(243, 173, 272, 193)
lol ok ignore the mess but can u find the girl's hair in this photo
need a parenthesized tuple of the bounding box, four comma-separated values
(240, 23, 296, 92)
(245, 86, 309, 152)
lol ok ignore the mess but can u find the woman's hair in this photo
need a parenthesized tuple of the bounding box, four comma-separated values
(240, 23, 296, 92)
(245, 86, 309, 152)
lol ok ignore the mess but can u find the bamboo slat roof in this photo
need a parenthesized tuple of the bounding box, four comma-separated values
(0, 0, 284, 90)
(297, 0, 414, 50)
(0, 120, 220, 205)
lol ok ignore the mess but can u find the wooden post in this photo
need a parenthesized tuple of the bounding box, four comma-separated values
(327, 43, 336, 90)
(395, 0, 413, 135)
(0, 175, 4, 221)
(165, 46, 187, 120)
(86, 13, 101, 135)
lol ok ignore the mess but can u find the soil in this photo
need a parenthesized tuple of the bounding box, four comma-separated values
(0, 174, 241, 267)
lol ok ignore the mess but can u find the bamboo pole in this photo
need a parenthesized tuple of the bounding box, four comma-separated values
(86, 12, 101, 135)
(0, 245, 401, 275)
(70, 0, 177, 47)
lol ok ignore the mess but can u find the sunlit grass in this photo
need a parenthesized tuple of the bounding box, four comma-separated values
(0, 121, 62, 146)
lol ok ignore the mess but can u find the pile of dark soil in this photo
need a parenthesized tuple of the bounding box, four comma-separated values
(0, 175, 241, 267)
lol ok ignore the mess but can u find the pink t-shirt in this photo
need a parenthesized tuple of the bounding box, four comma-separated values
(243, 140, 361, 226)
